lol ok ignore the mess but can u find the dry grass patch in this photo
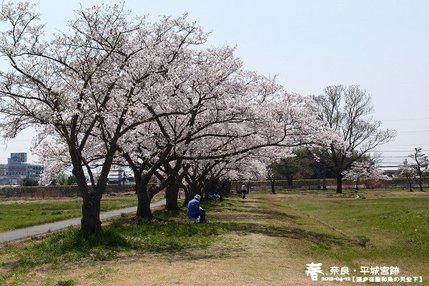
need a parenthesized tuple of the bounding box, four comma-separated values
(18, 233, 314, 286)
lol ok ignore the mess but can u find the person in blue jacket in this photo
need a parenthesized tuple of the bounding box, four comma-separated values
(187, 194, 207, 223)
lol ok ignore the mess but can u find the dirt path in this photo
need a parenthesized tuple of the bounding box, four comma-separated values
(24, 232, 312, 286)
(101, 233, 309, 286)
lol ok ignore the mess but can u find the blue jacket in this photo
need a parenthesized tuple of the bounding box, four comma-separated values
(187, 198, 200, 219)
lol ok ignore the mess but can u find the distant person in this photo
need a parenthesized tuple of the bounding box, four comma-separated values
(187, 194, 207, 223)
(240, 183, 248, 199)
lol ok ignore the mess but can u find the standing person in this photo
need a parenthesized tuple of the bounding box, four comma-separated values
(187, 194, 207, 223)
(240, 183, 248, 199)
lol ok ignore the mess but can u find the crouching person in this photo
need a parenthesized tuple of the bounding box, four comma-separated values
(187, 194, 207, 223)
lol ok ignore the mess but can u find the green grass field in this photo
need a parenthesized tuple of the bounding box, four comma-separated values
(280, 191, 429, 279)
(0, 189, 427, 285)
(0, 196, 138, 232)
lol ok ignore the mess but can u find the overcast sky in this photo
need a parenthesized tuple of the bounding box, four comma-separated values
(1, 0, 428, 167)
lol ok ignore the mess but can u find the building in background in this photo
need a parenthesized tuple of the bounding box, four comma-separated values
(0, 153, 43, 185)
(107, 168, 134, 185)
(8, 152, 27, 164)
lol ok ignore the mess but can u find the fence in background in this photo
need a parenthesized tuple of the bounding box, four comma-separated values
(1, 177, 427, 199)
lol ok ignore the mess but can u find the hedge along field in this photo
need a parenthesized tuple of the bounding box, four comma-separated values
(0, 185, 139, 199)
(0, 196, 138, 232)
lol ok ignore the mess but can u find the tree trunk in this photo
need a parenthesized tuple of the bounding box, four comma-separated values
(271, 180, 276, 194)
(76, 141, 116, 233)
(336, 174, 343, 194)
(418, 175, 424, 192)
(287, 175, 293, 186)
(81, 192, 102, 233)
(136, 185, 153, 221)
(181, 184, 189, 207)
(131, 172, 153, 221)
(407, 178, 413, 192)
(185, 182, 199, 205)
(165, 183, 179, 211)
(70, 149, 103, 234)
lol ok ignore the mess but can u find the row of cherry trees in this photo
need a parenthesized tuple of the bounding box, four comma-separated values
(0, 2, 336, 233)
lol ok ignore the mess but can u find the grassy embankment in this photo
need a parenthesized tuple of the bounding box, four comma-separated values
(0, 189, 427, 285)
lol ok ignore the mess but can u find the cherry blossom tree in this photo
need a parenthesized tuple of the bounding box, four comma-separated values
(177, 154, 257, 203)
(116, 45, 329, 215)
(172, 90, 330, 203)
(114, 45, 248, 216)
(0, 2, 206, 233)
(397, 159, 416, 192)
(1, 3, 339, 229)
(344, 160, 390, 191)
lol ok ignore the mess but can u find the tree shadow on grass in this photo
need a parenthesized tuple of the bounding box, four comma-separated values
(0, 227, 130, 280)
(215, 206, 299, 221)
(216, 221, 348, 248)
(152, 219, 349, 263)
